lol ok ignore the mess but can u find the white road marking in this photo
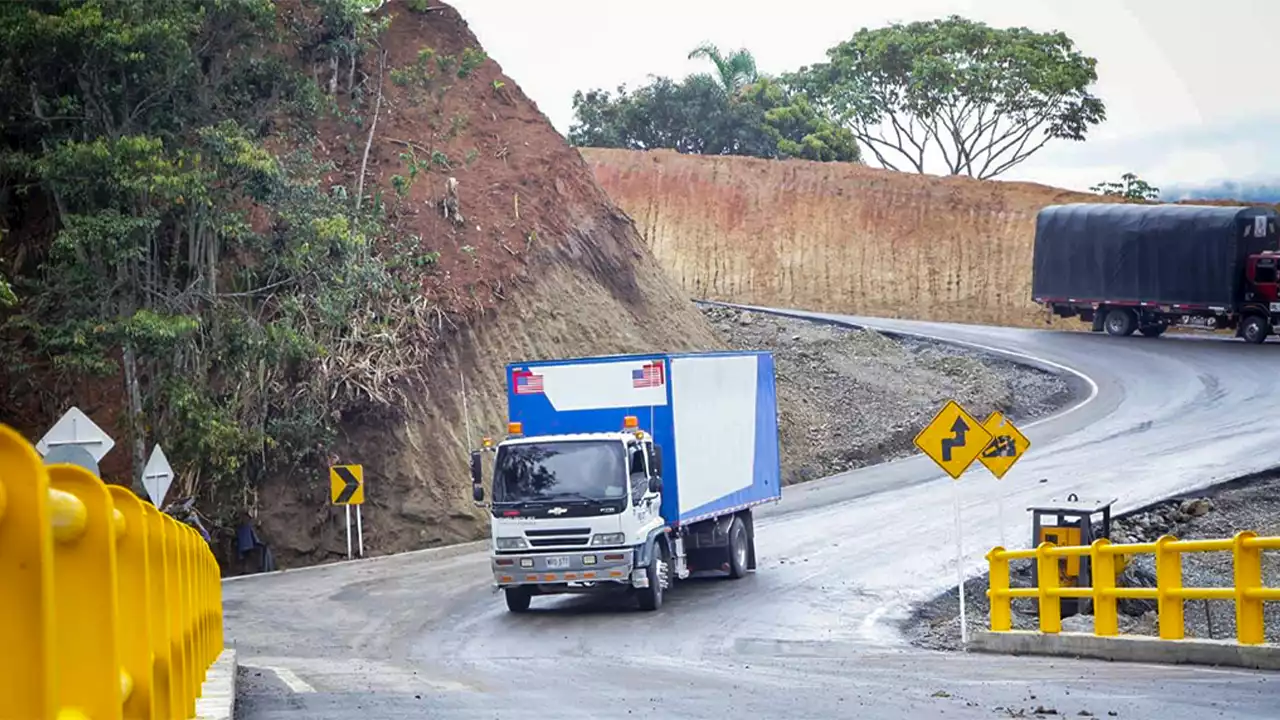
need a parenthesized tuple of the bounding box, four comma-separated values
(243, 664, 316, 694)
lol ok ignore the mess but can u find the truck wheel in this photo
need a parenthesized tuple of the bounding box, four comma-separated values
(1138, 325, 1166, 338)
(1241, 315, 1270, 344)
(637, 544, 668, 611)
(1104, 308, 1136, 337)
(727, 516, 749, 579)
(504, 587, 532, 613)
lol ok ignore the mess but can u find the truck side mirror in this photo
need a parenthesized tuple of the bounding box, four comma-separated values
(470, 450, 484, 502)
(648, 475, 663, 494)
(652, 445, 663, 476)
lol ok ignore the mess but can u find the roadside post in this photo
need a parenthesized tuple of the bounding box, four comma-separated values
(914, 400, 993, 646)
(329, 464, 366, 559)
(977, 411, 1031, 551)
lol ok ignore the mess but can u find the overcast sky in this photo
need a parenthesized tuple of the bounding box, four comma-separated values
(447, 0, 1280, 193)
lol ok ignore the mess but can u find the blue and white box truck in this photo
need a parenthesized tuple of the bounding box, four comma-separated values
(469, 351, 783, 612)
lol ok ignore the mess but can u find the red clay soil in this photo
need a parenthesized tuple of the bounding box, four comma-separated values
(2, 1, 724, 573)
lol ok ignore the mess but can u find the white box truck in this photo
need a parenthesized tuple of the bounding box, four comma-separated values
(470, 351, 783, 612)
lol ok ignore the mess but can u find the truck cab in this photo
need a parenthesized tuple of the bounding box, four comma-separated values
(472, 417, 669, 612)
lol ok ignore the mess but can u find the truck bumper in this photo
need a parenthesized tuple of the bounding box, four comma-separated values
(492, 548, 634, 589)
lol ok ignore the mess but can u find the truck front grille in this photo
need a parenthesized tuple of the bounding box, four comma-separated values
(528, 536, 589, 548)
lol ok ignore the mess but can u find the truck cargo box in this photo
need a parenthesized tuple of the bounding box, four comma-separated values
(1032, 203, 1279, 306)
(506, 351, 781, 526)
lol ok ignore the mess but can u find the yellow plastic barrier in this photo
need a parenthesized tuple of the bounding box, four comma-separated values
(0, 423, 224, 719)
(986, 532, 1280, 644)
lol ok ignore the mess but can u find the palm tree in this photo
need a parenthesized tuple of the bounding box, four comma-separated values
(688, 42, 759, 97)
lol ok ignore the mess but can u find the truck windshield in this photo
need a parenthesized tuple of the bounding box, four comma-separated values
(492, 440, 626, 504)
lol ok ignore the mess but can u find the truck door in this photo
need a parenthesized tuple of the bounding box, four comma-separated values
(1248, 256, 1279, 306)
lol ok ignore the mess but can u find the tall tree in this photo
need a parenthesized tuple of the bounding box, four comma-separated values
(1091, 172, 1160, 201)
(687, 42, 759, 96)
(794, 15, 1106, 179)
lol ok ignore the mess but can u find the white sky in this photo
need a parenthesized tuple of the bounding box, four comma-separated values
(448, 0, 1280, 192)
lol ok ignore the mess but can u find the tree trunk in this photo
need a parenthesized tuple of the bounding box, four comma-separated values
(122, 342, 147, 496)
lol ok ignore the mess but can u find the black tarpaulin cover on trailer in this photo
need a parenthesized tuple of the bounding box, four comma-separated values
(1032, 203, 1280, 306)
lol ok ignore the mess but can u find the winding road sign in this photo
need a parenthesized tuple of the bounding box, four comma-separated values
(913, 400, 993, 480)
(329, 464, 365, 505)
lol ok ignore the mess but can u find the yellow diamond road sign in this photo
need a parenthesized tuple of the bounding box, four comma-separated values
(978, 411, 1030, 479)
(330, 464, 365, 505)
(913, 400, 994, 480)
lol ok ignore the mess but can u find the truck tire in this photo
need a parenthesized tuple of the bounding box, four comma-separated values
(504, 587, 532, 613)
(637, 543, 668, 611)
(1241, 315, 1270, 344)
(1104, 308, 1136, 337)
(1138, 324, 1166, 338)
(727, 516, 749, 579)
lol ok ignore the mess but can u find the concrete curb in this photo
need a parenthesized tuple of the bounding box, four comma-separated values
(970, 630, 1280, 671)
(196, 647, 238, 720)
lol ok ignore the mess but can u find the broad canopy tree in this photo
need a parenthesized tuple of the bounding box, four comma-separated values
(568, 46, 860, 163)
(789, 15, 1106, 179)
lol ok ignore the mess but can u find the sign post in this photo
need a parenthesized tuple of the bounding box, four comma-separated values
(913, 399, 993, 647)
(978, 411, 1031, 552)
(330, 464, 365, 559)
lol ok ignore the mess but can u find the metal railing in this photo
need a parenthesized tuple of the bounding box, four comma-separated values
(986, 533, 1280, 644)
(0, 423, 224, 719)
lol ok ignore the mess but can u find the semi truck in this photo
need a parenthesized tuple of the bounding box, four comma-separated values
(1031, 203, 1280, 343)
(469, 351, 782, 612)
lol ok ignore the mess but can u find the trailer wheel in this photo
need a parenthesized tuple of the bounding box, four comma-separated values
(504, 587, 532, 613)
(727, 516, 749, 579)
(1104, 308, 1137, 337)
(1138, 324, 1166, 338)
(1241, 315, 1270, 344)
(637, 543, 669, 611)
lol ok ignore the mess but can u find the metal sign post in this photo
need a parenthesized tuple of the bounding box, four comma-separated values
(356, 505, 364, 558)
(952, 479, 968, 645)
(345, 505, 353, 560)
(330, 464, 365, 560)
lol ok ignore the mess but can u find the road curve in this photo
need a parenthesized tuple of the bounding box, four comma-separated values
(226, 310, 1280, 719)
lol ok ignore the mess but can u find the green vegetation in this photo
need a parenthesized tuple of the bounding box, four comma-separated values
(570, 16, 1106, 177)
(0, 0, 435, 532)
(1092, 172, 1161, 201)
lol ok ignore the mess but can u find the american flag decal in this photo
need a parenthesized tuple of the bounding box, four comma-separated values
(632, 361, 665, 388)
(513, 369, 544, 395)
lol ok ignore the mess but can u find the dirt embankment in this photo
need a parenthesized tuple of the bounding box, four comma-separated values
(235, 3, 732, 572)
(580, 148, 1117, 329)
(699, 305, 1071, 484)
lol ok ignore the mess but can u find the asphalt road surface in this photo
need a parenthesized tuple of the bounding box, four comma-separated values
(225, 310, 1280, 719)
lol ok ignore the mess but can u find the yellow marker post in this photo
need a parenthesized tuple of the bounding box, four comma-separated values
(106, 485, 154, 720)
(330, 464, 366, 560)
(0, 425, 58, 719)
(142, 503, 174, 720)
(47, 463, 123, 719)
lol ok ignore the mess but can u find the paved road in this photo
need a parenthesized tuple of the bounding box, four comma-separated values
(225, 311, 1280, 718)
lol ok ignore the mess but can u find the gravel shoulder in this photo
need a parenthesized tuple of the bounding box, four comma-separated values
(698, 303, 1075, 486)
(902, 473, 1280, 650)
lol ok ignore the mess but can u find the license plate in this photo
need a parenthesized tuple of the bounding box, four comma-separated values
(545, 556, 570, 569)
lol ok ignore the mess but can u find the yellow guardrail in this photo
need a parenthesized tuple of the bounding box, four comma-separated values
(986, 533, 1280, 644)
(0, 423, 224, 719)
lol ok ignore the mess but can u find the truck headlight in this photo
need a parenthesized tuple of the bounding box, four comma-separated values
(495, 536, 528, 550)
(591, 533, 626, 546)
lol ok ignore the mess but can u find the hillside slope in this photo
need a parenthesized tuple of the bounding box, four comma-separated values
(581, 148, 1114, 328)
(0, 2, 723, 572)
(214, 6, 733, 570)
